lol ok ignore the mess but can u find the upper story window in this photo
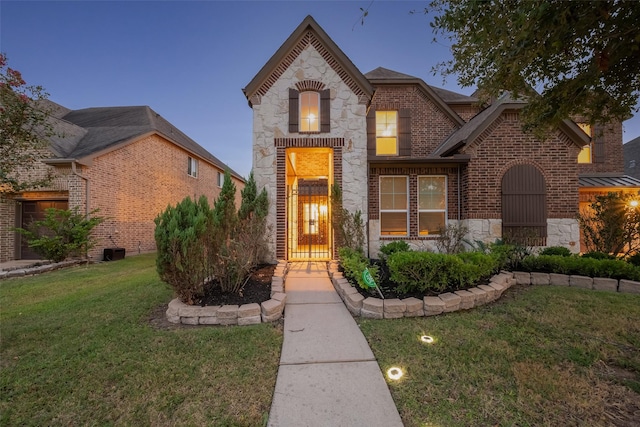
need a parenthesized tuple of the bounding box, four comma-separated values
(418, 176, 447, 235)
(577, 123, 592, 163)
(376, 111, 398, 156)
(216, 171, 223, 187)
(187, 157, 198, 178)
(289, 86, 330, 133)
(299, 91, 320, 132)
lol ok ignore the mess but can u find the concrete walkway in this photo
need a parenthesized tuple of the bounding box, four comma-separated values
(268, 261, 403, 427)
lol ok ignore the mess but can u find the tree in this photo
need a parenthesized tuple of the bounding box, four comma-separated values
(0, 53, 56, 196)
(425, 0, 640, 134)
(578, 192, 640, 257)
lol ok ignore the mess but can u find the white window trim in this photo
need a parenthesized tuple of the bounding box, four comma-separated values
(417, 175, 448, 236)
(216, 171, 223, 187)
(188, 157, 198, 178)
(379, 175, 409, 237)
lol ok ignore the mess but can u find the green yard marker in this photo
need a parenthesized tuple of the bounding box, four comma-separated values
(362, 267, 384, 299)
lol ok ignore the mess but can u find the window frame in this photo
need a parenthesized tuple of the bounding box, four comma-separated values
(577, 123, 593, 164)
(379, 175, 409, 237)
(216, 171, 223, 188)
(375, 111, 399, 156)
(417, 175, 448, 236)
(187, 156, 198, 178)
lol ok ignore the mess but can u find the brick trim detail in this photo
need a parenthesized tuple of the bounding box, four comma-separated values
(295, 80, 326, 92)
(275, 138, 345, 148)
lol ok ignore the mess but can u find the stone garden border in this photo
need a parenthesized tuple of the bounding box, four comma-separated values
(327, 261, 640, 319)
(0, 259, 88, 279)
(166, 260, 288, 325)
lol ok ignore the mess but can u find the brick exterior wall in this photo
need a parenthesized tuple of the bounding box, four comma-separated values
(462, 111, 581, 220)
(0, 200, 17, 262)
(578, 120, 624, 175)
(450, 104, 482, 122)
(370, 86, 459, 156)
(0, 134, 242, 262)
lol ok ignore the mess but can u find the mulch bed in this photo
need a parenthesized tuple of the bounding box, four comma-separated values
(199, 264, 275, 306)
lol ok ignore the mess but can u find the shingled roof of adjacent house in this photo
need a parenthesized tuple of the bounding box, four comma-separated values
(45, 103, 243, 180)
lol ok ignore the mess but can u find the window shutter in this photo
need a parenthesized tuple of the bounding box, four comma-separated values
(320, 89, 330, 133)
(398, 109, 411, 156)
(593, 124, 605, 163)
(367, 108, 376, 156)
(289, 88, 299, 133)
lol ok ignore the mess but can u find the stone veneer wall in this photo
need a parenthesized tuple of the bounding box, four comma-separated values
(251, 44, 369, 262)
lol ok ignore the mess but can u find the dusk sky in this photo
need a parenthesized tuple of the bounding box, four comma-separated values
(2, 1, 639, 178)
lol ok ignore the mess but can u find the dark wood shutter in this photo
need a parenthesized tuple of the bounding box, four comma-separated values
(501, 164, 547, 245)
(592, 123, 605, 163)
(367, 108, 376, 156)
(398, 109, 411, 156)
(289, 88, 299, 133)
(320, 89, 330, 133)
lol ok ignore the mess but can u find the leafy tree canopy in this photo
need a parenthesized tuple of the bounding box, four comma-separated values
(425, 0, 640, 134)
(1, 53, 55, 197)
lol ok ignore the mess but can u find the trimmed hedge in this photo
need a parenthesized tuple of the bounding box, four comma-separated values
(521, 255, 640, 281)
(339, 247, 379, 290)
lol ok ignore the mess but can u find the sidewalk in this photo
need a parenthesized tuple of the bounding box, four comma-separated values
(268, 261, 403, 427)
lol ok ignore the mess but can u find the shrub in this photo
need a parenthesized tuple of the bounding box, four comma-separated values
(521, 255, 640, 280)
(487, 239, 531, 271)
(456, 252, 499, 284)
(14, 207, 105, 262)
(581, 251, 616, 260)
(539, 246, 572, 257)
(331, 183, 366, 253)
(339, 247, 379, 290)
(379, 240, 410, 260)
(387, 251, 462, 294)
(435, 223, 469, 254)
(627, 253, 640, 267)
(154, 196, 211, 304)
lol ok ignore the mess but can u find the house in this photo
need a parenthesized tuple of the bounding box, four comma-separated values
(244, 16, 640, 262)
(624, 136, 640, 180)
(0, 101, 244, 262)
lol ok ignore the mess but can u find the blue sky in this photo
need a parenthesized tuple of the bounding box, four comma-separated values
(2, 0, 639, 178)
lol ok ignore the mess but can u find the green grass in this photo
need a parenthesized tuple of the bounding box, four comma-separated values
(0, 254, 283, 426)
(359, 286, 640, 427)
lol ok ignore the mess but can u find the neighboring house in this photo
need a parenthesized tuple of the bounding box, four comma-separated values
(0, 101, 244, 262)
(624, 136, 640, 180)
(244, 16, 640, 262)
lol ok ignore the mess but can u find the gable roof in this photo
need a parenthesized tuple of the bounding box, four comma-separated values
(46, 105, 243, 180)
(364, 67, 466, 127)
(243, 15, 374, 106)
(432, 92, 590, 157)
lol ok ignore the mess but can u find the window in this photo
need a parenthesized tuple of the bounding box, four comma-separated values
(380, 176, 408, 235)
(376, 111, 398, 155)
(299, 91, 320, 132)
(289, 87, 330, 133)
(187, 157, 198, 178)
(216, 171, 223, 187)
(418, 176, 447, 235)
(577, 123, 592, 163)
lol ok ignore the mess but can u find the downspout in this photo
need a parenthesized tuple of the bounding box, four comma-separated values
(457, 164, 461, 221)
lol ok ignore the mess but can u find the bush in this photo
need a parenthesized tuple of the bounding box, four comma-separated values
(539, 246, 572, 257)
(14, 207, 105, 262)
(154, 196, 212, 304)
(520, 255, 640, 280)
(379, 240, 410, 260)
(627, 253, 640, 267)
(339, 247, 379, 290)
(456, 252, 499, 284)
(486, 240, 531, 271)
(435, 223, 469, 254)
(331, 184, 365, 253)
(581, 251, 616, 260)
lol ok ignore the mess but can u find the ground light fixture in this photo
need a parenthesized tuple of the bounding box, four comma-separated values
(387, 367, 403, 380)
(420, 335, 435, 344)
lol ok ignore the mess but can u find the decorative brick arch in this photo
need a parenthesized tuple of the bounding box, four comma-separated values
(295, 80, 326, 92)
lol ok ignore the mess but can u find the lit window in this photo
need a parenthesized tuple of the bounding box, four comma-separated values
(380, 176, 408, 235)
(303, 203, 319, 235)
(217, 171, 223, 187)
(577, 123, 592, 164)
(300, 91, 320, 132)
(188, 157, 198, 178)
(418, 176, 447, 235)
(376, 111, 398, 155)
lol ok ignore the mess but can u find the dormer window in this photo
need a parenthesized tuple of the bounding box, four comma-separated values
(299, 91, 320, 132)
(376, 111, 398, 156)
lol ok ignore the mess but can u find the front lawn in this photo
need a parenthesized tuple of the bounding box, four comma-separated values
(359, 285, 640, 426)
(0, 253, 283, 426)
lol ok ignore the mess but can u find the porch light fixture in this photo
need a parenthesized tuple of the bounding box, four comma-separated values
(387, 367, 403, 380)
(420, 335, 434, 344)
